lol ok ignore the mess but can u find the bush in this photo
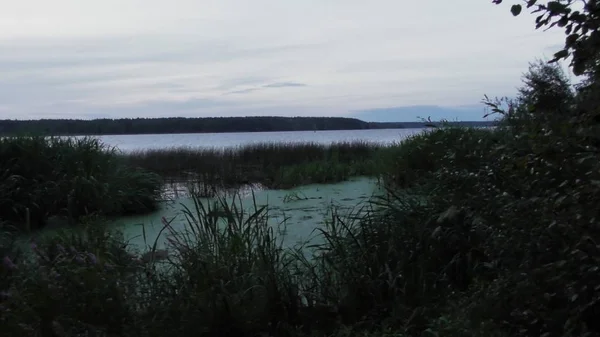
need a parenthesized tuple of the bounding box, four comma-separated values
(366, 57, 600, 336)
(380, 127, 500, 191)
(0, 222, 143, 336)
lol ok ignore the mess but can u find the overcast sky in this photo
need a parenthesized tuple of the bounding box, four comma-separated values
(0, 0, 568, 120)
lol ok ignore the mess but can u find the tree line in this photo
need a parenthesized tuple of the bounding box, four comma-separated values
(0, 116, 496, 136)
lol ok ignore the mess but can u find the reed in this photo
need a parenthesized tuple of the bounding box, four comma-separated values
(123, 141, 384, 191)
(0, 136, 163, 231)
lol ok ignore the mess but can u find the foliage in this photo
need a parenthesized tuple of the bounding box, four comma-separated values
(496, 0, 600, 76)
(517, 59, 575, 112)
(0, 136, 162, 231)
(0, 222, 144, 336)
(379, 127, 500, 190)
(367, 42, 600, 335)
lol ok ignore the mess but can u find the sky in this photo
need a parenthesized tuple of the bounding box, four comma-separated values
(0, 0, 569, 121)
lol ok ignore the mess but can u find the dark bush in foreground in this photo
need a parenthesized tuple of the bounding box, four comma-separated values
(379, 126, 500, 190)
(366, 58, 600, 335)
(0, 223, 145, 336)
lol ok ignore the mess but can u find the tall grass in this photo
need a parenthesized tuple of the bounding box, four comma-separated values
(137, 192, 305, 336)
(1, 179, 441, 336)
(0, 136, 163, 231)
(123, 141, 384, 190)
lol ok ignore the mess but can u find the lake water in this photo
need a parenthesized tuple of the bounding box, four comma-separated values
(90, 128, 424, 152)
(111, 177, 382, 253)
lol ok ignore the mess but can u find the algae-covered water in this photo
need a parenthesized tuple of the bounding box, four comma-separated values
(110, 177, 383, 252)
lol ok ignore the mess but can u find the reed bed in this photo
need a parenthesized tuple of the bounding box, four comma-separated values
(123, 141, 386, 191)
(0, 136, 163, 231)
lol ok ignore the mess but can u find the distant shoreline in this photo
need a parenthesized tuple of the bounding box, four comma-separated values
(0, 116, 497, 136)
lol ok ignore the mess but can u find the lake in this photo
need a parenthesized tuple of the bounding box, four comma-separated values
(111, 177, 383, 254)
(89, 128, 424, 152)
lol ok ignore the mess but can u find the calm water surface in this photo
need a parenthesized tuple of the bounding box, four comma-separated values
(90, 128, 424, 152)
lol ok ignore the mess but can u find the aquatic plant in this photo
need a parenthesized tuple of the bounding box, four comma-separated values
(123, 141, 384, 190)
(133, 190, 307, 336)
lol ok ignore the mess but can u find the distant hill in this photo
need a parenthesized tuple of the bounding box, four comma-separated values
(0, 116, 497, 136)
(353, 105, 489, 122)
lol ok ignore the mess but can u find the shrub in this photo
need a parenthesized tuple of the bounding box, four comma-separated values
(0, 222, 143, 336)
(380, 127, 500, 190)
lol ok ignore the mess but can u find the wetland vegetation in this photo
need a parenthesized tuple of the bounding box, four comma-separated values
(2, 2, 600, 336)
(123, 141, 386, 191)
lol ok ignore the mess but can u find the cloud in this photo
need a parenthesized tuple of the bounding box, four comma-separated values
(263, 82, 307, 88)
(228, 88, 262, 95)
(227, 82, 308, 95)
(543, 43, 565, 54)
(0, 0, 568, 120)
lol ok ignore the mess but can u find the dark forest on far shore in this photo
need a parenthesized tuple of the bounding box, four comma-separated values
(0, 116, 496, 136)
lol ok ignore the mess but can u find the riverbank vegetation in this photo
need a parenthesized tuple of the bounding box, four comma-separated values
(124, 141, 385, 191)
(0, 137, 387, 232)
(2, 1, 600, 336)
(0, 136, 162, 232)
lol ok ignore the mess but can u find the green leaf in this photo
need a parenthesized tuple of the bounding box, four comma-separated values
(511, 4, 522, 16)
